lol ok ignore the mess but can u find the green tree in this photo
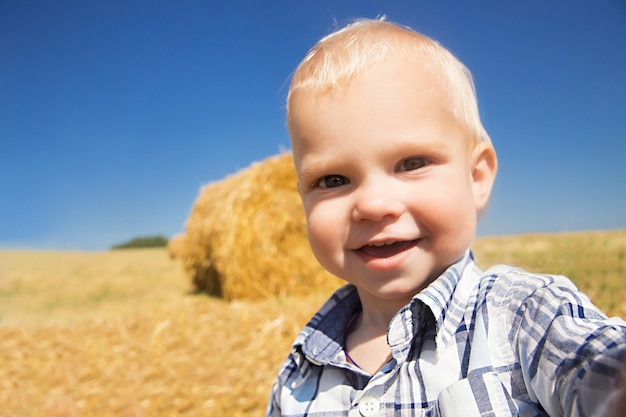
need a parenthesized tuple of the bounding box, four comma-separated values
(111, 235, 169, 250)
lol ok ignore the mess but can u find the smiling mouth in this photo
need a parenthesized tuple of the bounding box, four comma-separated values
(358, 239, 419, 258)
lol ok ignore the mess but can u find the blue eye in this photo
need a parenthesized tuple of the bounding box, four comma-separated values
(399, 157, 428, 172)
(317, 175, 349, 188)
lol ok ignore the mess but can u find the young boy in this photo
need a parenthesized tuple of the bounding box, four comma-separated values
(267, 18, 626, 417)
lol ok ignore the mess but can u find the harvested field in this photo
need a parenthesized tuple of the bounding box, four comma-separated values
(0, 230, 624, 416)
(0, 292, 325, 417)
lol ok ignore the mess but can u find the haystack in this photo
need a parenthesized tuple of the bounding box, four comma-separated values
(169, 152, 343, 301)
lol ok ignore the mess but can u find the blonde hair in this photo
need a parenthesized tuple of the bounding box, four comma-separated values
(287, 18, 492, 145)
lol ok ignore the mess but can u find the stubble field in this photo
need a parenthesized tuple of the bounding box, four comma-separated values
(0, 230, 624, 417)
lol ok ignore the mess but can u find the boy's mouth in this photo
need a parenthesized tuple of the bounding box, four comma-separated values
(358, 239, 419, 258)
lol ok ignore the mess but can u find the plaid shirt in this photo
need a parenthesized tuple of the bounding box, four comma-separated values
(266, 251, 626, 417)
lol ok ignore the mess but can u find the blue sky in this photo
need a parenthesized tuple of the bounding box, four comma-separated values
(1, 1, 625, 251)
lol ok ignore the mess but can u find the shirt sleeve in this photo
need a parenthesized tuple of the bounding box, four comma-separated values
(266, 355, 295, 417)
(506, 272, 626, 417)
(265, 352, 301, 417)
(266, 377, 282, 417)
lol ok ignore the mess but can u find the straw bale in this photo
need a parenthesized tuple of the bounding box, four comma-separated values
(169, 152, 342, 300)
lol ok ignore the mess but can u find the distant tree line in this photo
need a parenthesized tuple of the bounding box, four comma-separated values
(111, 235, 169, 250)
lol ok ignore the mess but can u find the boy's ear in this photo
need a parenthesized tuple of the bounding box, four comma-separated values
(471, 142, 497, 211)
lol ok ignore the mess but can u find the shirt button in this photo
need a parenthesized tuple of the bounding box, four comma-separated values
(358, 396, 380, 417)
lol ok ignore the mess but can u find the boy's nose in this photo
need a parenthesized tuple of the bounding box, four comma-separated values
(351, 184, 405, 222)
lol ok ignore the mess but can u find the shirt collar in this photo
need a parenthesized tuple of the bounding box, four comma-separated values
(292, 250, 482, 368)
(416, 249, 479, 333)
(388, 250, 483, 356)
(293, 284, 361, 369)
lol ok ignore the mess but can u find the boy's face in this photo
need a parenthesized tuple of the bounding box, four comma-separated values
(289, 56, 496, 306)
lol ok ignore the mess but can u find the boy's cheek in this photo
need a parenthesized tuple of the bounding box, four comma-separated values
(306, 207, 342, 240)
(301, 194, 329, 218)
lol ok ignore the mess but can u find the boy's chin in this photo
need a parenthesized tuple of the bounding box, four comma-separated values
(361, 277, 435, 301)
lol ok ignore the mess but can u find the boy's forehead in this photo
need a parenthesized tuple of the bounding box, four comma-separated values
(289, 53, 448, 121)
(288, 62, 480, 172)
(289, 59, 459, 148)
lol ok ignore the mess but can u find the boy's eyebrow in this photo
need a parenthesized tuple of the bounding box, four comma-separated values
(381, 137, 454, 157)
(295, 153, 355, 186)
(297, 162, 337, 183)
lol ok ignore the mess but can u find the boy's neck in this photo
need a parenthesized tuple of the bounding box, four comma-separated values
(345, 297, 401, 375)
(356, 289, 413, 328)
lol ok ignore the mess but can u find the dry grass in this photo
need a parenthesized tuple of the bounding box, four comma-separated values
(0, 294, 326, 417)
(0, 230, 624, 416)
(0, 249, 192, 326)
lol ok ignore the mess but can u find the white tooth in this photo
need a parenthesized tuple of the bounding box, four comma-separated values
(370, 241, 396, 247)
